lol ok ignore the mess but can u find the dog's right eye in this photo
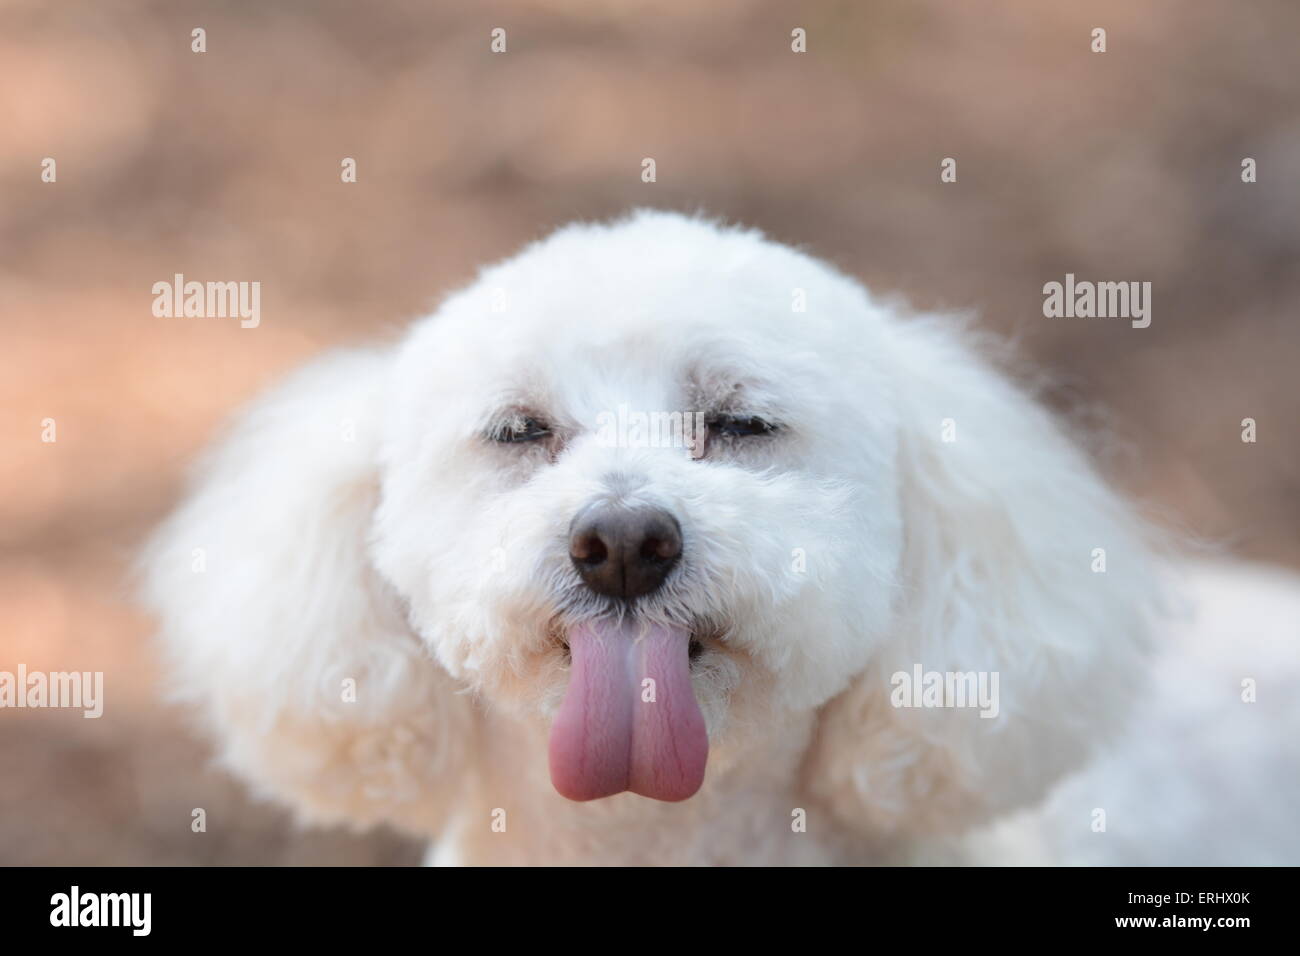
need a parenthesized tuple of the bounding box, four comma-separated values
(492, 416, 551, 443)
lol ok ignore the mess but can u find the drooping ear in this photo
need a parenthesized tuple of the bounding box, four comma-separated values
(141, 349, 476, 836)
(807, 316, 1161, 840)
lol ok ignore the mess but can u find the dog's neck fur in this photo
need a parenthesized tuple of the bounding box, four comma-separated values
(428, 706, 890, 866)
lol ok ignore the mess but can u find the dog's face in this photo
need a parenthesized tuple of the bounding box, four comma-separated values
(372, 212, 904, 801)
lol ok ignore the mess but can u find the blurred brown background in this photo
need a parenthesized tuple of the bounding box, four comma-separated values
(1, 0, 1296, 864)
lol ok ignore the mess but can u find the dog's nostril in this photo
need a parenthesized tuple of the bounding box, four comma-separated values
(641, 536, 673, 562)
(571, 534, 607, 566)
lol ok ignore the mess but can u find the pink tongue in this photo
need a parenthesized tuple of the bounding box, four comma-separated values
(549, 620, 707, 802)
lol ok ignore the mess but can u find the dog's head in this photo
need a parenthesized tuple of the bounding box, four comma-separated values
(372, 210, 1156, 814)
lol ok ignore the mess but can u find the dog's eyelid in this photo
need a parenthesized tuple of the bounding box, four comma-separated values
(485, 409, 553, 444)
(705, 412, 781, 430)
(699, 412, 782, 442)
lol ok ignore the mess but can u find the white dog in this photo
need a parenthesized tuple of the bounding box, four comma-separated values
(143, 210, 1300, 865)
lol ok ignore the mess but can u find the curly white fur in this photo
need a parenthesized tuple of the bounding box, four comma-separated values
(141, 210, 1295, 865)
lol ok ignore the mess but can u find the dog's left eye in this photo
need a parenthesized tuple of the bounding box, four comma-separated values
(493, 417, 551, 443)
(707, 415, 778, 438)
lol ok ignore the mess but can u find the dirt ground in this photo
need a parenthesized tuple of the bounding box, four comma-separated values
(1, 0, 1297, 864)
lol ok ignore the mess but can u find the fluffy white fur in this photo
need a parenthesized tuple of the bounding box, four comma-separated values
(142, 210, 1296, 865)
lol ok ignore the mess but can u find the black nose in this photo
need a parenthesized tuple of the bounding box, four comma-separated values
(569, 504, 682, 600)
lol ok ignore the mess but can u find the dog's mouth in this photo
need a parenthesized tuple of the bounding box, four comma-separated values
(560, 634, 707, 667)
(548, 618, 712, 804)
